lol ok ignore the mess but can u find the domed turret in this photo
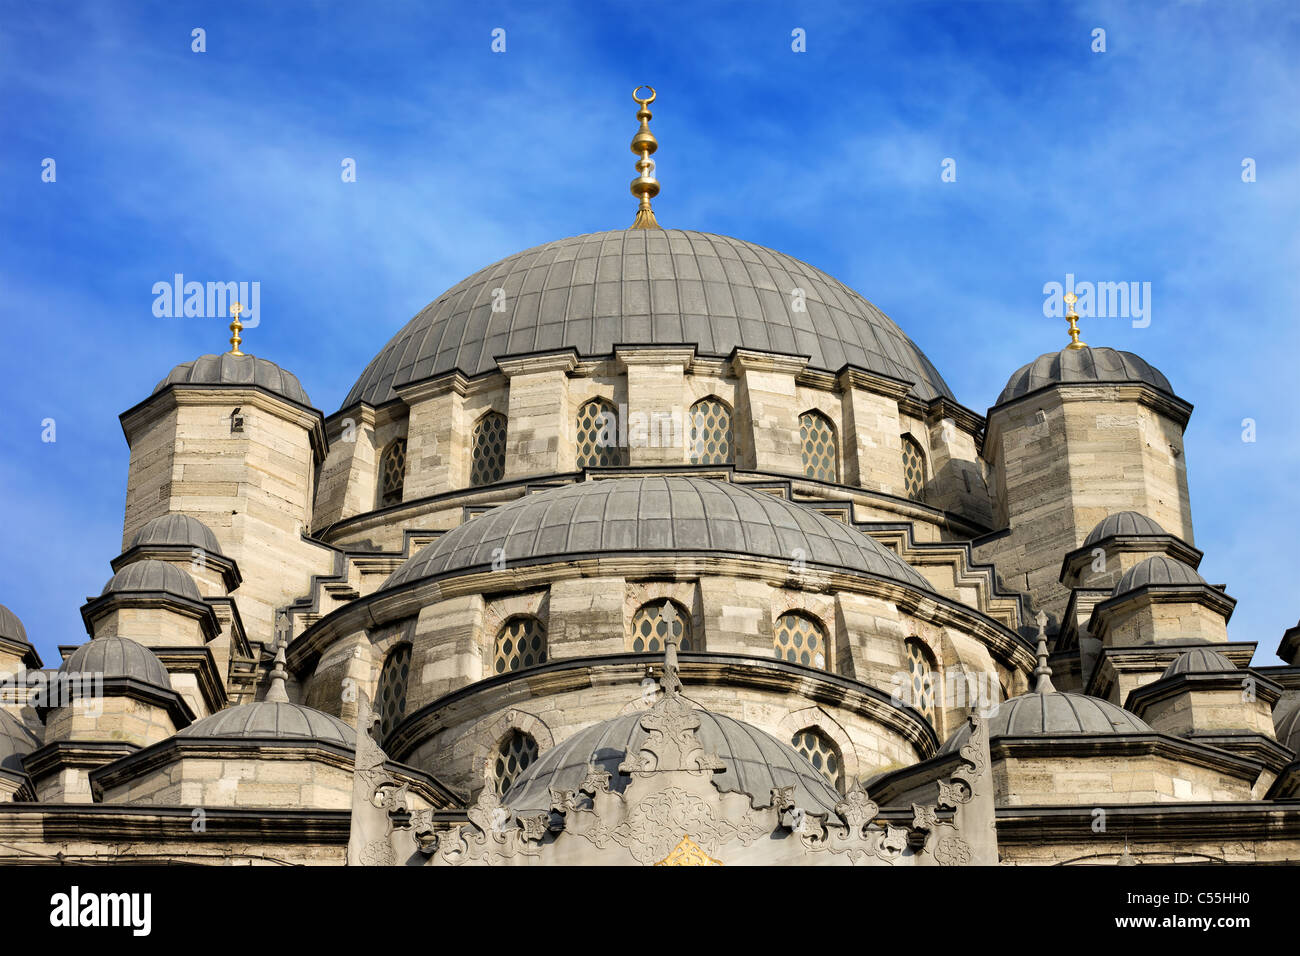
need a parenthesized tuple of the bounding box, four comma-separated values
(997, 346, 1173, 407)
(129, 514, 224, 556)
(154, 352, 312, 408)
(1083, 511, 1168, 547)
(1113, 555, 1205, 595)
(101, 559, 203, 604)
(58, 637, 172, 690)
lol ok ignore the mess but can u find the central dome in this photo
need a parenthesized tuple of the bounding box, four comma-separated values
(344, 230, 954, 408)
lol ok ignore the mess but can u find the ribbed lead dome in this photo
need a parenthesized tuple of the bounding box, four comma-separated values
(1163, 647, 1235, 678)
(1083, 511, 1167, 546)
(101, 560, 202, 603)
(504, 709, 844, 816)
(129, 514, 224, 556)
(58, 637, 172, 690)
(1113, 555, 1205, 596)
(997, 347, 1173, 406)
(155, 353, 312, 407)
(0, 709, 39, 773)
(942, 691, 1150, 751)
(383, 477, 931, 591)
(344, 230, 954, 409)
(0, 603, 28, 646)
(179, 701, 356, 747)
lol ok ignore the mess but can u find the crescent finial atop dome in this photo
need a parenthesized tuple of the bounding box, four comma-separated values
(629, 85, 661, 230)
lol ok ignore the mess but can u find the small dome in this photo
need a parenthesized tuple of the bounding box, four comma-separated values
(129, 514, 224, 556)
(384, 476, 931, 592)
(101, 559, 202, 603)
(997, 347, 1174, 406)
(179, 701, 355, 748)
(1113, 555, 1205, 596)
(0, 709, 39, 773)
(1163, 647, 1235, 678)
(942, 691, 1150, 752)
(58, 637, 171, 690)
(0, 603, 29, 646)
(154, 353, 312, 408)
(1084, 511, 1167, 546)
(1274, 701, 1300, 753)
(504, 709, 844, 816)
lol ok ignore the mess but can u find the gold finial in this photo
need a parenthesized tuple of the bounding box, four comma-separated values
(628, 85, 661, 230)
(228, 302, 245, 355)
(1063, 292, 1088, 350)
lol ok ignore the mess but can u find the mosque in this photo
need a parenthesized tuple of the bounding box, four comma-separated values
(2, 88, 1298, 865)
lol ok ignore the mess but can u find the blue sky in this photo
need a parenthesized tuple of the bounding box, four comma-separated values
(1, 1, 1297, 666)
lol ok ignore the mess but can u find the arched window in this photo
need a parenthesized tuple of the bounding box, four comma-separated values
(689, 397, 733, 465)
(799, 411, 837, 482)
(492, 730, 539, 796)
(792, 727, 844, 791)
(493, 616, 547, 674)
(375, 643, 412, 741)
(773, 611, 829, 669)
(379, 438, 407, 508)
(470, 411, 508, 487)
(576, 398, 628, 467)
(905, 637, 937, 727)
(901, 434, 926, 501)
(629, 599, 695, 653)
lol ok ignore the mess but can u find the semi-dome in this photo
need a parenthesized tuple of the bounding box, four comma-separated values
(129, 514, 224, 556)
(1084, 511, 1167, 546)
(0, 709, 39, 774)
(155, 352, 312, 407)
(997, 346, 1173, 406)
(0, 603, 29, 646)
(383, 476, 932, 591)
(503, 708, 843, 816)
(1113, 555, 1205, 596)
(1163, 647, 1235, 678)
(179, 701, 355, 748)
(942, 691, 1151, 752)
(101, 559, 202, 603)
(58, 637, 171, 690)
(343, 229, 955, 409)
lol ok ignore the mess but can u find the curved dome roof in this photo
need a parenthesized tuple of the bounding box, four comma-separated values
(997, 347, 1173, 406)
(1084, 511, 1167, 546)
(1163, 647, 1235, 678)
(1113, 555, 1205, 596)
(0, 709, 39, 774)
(155, 353, 312, 407)
(942, 691, 1151, 752)
(0, 603, 29, 646)
(504, 709, 844, 816)
(383, 476, 931, 591)
(1275, 701, 1300, 754)
(58, 637, 171, 690)
(129, 514, 224, 556)
(179, 701, 355, 747)
(344, 230, 954, 409)
(102, 559, 202, 603)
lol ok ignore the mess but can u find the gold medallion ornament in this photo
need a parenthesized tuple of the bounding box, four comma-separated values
(1063, 291, 1088, 350)
(655, 834, 723, 866)
(628, 85, 662, 229)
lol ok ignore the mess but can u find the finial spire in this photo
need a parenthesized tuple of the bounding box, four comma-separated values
(1032, 610, 1056, 694)
(1064, 292, 1088, 350)
(628, 85, 661, 230)
(659, 602, 682, 697)
(228, 302, 245, 355)
(266, 618, 290, 702)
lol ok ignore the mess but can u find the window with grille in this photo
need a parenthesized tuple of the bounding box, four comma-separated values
(493, 616, 547, 674)
(471, 411, 508, 486)
(629, 599, 695, 653)
(902, 434, 926, 501)
(905, 638, 937, 726)
(379, 438, 407, 507)
(792, 728, 843, 791)
(575, 398, 628, 467)
(773, 611, 828, 669)
(799, 411, 837, 482)
(375, 643, 411, 741)
(492, 730, 539, 796)
(689, 397, 733, 465)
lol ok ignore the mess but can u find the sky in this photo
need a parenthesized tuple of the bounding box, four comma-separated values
(1, 0, 1297, 666)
